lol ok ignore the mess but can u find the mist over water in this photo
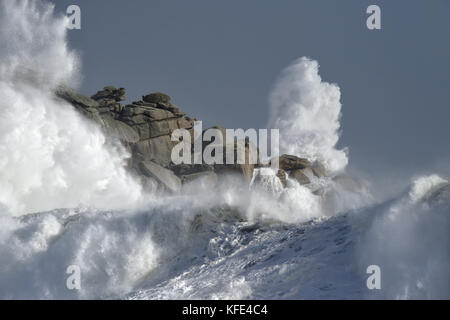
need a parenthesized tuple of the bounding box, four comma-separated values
(268, 57, 348, 173)
(0, 0, 448, 300)
(358, 175, 450, 299)
(0, 0, 143, 216)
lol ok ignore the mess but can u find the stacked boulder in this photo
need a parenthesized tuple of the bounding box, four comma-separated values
(118, 92, 195, 167)
(56, 85, 326, 193)
(56, 86, 211, 192)
(56, 85, 139, 149)
(270, 154, 326, 187)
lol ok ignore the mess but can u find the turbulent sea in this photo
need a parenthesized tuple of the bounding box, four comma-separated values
(1, 173, 449, 299)
(0, 0, 449, 300)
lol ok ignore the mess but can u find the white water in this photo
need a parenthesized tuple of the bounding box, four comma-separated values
(358, 175, 450, 299)
(409, 174, 448, 204)
(0, 0, 143, 216)
(0, 0, 448, 300)
(268, 57, 348, 174)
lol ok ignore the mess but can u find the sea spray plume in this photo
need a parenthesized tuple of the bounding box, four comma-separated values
(0, 0, 78, 89)
(409, 174, 448, 204)
(358, 174, 450, 299)
(268, 57, 348, 173)
(0, 0, 142, 215)
(0, 208, 163, 299)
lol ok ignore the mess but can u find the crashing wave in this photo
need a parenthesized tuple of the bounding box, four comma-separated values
(0, 0, 448, 300)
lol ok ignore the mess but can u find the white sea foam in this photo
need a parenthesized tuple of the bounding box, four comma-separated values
(0, 0, 447, 301)
(358, 174, 450, 299)
(268, 57, 348, 173)
(0, 0, 143, 216)
(409, 174, 448, 204)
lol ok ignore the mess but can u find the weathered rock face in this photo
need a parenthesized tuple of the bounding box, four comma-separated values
(275, 154, 311, 171)
(133, 135, 176, 167)
(265, 155, 327, 187)
(56, 86, 138, 148)
(169, 164, 214, 176)
(276, 169, 287, 187)
(56, 86, 260, 192)
(139, 160, 181, 193)
(291, 169, 311, 185)
(91, 86, 126, 102)
(211, 139, 257, 185)
(142, 92, 171, 104)
(56, 86, 329, 193)
(57, 85, 100, 109)
(118, 97, 195, 168)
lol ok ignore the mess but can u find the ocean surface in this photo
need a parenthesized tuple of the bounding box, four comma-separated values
(0, 0, 448, 300)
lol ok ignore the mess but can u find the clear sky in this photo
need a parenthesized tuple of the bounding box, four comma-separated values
(51, 0, 450, 180)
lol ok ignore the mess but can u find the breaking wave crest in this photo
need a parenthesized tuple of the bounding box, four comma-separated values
(0, 0, 143, 216)
(268, 57, 348, 173)
(358, 174, 450, 299)
(0, 0, 447, 300)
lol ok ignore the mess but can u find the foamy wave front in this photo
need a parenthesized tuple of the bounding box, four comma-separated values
(0, 0, 143, 216)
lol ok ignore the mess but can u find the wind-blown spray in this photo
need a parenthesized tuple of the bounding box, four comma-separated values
(0, 0, 142, 216)
(268, 57, 348, 173)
